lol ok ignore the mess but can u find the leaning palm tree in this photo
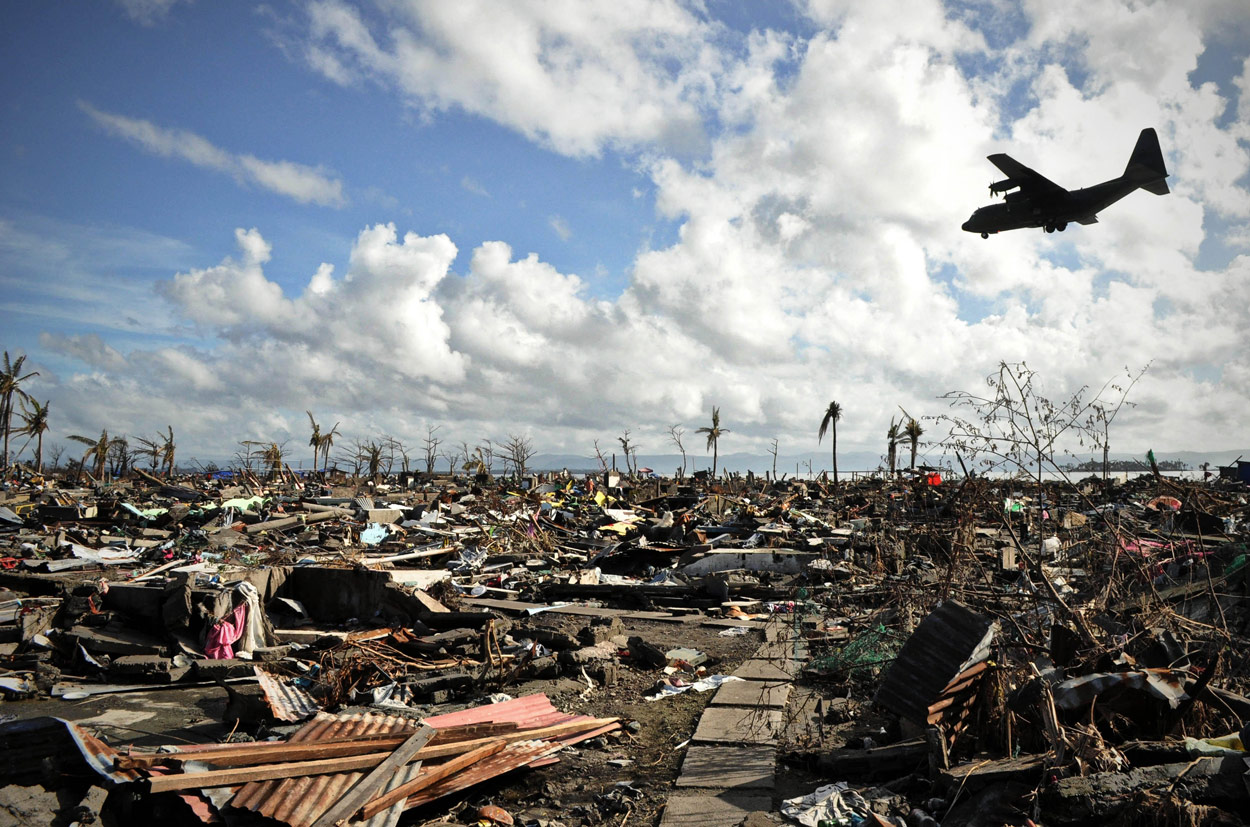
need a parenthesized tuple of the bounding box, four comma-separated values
(68, 429, 119, 479)
(905, 417, 924, 471)
(1, 352, 39, 469)
(15, 398, 50, 472)
(886, 418, 901, 477)
(817, 400, 842, 490)
(696, 406, 729, 478)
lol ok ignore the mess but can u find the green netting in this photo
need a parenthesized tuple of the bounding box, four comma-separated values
(806, 623, 901, 680)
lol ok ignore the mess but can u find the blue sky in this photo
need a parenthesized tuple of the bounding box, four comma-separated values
(2, 0, 1249, 469)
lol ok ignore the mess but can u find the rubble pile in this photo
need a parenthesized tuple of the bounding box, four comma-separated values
(0, 463, 1246, 825)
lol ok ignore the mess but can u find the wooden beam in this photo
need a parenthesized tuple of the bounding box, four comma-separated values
(140, 718, 616, 791)
(119, 722, 520, 770)
(309, 724, 436, 827)
(358, 740, 505, 820)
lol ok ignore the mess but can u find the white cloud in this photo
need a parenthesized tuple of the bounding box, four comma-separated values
(548, 215, 572, 241)
(79, 102, 347, 207)
(18, 1, 1250, 461)
(115, 0, 190, 26)
(300, 0, 729, 156)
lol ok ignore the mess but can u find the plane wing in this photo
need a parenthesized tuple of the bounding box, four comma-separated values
(987, 153, 1068, 196)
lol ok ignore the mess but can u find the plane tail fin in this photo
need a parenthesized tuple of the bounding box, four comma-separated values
(1125, 127, 1169, 195)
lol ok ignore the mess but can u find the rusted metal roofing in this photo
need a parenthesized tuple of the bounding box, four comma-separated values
(425, 692, 615, 747)
(0, 716, 143, 786)
(208, 695, 616, 826)
(254, 667, 319, 722)
(407, 739, 563, 807)
(873, 600, 997, 726)
(231, 711, 419, 827)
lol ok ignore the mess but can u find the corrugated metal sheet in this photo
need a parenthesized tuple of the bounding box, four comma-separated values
(407, 740, 562, 807)
(254, 667, 320, 722)
(231, 711, 419, 827)
(424, 692, 615, 747)
(0, 716, 144, 786)
(873, 600, 996, 726)
(221, 696, 616, 827)
(362, 759, 426, 827)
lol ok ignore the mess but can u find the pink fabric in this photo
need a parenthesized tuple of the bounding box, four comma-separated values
(205, 601, 248, 659)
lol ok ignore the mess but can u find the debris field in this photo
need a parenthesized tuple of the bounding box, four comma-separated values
(1, 462, 1249, 826)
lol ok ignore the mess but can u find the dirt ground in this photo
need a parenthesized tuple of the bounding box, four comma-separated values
(1, 616, 764, 827)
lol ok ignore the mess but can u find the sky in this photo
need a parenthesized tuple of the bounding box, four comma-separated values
(2, 0, 1250, 471)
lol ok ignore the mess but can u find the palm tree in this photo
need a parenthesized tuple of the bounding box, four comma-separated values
(160, 425, 176, 477)
(262, 442, 285, 481)
(134, 435, 163, 471)
(15, 398, 50, 471)
(320, 420, 341, 473)
(886, 418, 901, 477)
(696, 406, 729, 478)
(905, 418, 924, 471)
(817, 400, 842, 489)
(68, 429, 120, 479)
(1, 352, 39, 469)
(306, 411, 323, 471)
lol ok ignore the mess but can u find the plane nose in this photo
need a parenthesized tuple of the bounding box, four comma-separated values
(961, 219, 974, 232)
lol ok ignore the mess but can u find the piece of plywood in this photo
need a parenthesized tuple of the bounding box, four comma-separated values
(708, 680, 790, 709)
(732, 658, 795, 681)
(691, 707, 782, 745)
(675, 745, 775, 789)
(659, 793, 772, 826)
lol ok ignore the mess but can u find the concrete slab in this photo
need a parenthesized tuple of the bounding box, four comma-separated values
(733, 658, 796, 681)
(676, 744, 776, 789)
(659, 793, 772, 826)
(709, 679, 791, 709)
(692, 706, 783, 745)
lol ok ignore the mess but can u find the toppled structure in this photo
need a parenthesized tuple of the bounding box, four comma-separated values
(0, 462, 1247, 825)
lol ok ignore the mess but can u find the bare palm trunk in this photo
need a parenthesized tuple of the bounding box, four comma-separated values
(832, 427, 838, 490)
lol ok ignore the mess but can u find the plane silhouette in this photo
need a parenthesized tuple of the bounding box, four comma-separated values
(962, 128, 1169, 238)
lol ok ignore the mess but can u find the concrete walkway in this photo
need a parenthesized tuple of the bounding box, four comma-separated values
(660, 616, 805, 826)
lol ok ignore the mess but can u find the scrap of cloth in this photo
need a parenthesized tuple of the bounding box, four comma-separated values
(204, 582, 264, 659)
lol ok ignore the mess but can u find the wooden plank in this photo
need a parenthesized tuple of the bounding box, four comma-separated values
(119, 722, 521, 769)
(358, 740, 505, 820)
(309, 724, 436, 827)
(140, 718, 616, 790)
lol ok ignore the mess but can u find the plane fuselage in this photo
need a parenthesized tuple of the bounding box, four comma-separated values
(961, 177, 1136, 235)
(962, 128, 1169, 237)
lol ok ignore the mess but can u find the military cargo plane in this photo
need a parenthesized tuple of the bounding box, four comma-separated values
(962, 128, 1169, 238)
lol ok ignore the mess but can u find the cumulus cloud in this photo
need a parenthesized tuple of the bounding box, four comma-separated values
(79, 102, 347, 207)
(27, 1, 1250, 461)
(300, 0, 730, 156)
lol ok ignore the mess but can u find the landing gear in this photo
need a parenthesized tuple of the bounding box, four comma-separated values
(1057, 222, 1067, 232)
(1044, 224, 1055, 233)
(981, 232, 988, 239)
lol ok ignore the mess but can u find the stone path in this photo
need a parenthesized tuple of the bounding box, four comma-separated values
(659, 616, 806, 827)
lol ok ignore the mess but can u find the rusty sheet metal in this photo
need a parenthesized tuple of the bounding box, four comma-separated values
(223, 701, 609, 827)
(424, 692, 616, 747)
(230, 711, 420, 827)
(406, 740, 563, 807)
(362, 759, 426, 827)
(254, 667, 319, 722)
(0, 716, 144, 785)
